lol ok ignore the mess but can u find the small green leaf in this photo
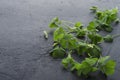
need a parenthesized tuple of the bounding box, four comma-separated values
(85, 58, 98, 66)
(96, 11, 102, 18)
(100, 60, 116, 75)
(76, 29, 86, 38)
(87, 21, 98, 31)
(90, 6, 98, 12)
(71, 57, 99, 76)
(88, 32, 103, 44)
(49, 17, 61, 28)
(60, 34, 78, 49)
(53, 27, 65, 41)
(92, 67, 98, 72)
(98, 56, 110, 66)
(115, 18, 120, 24)
(62, 54, 75, 69)
(87, 45, 101, 58)
(77, 43, 95, 56)
(103, 25, 113, 32)
(104, 35, 113, 42)
(50, 47, 66, 58)
(75, 22, 83, 28)
(80, 62, 93, 75)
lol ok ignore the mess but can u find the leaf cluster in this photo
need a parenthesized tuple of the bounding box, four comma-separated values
(62, 55, 115, 76)
(90, 6, 119, 32)
(47, 7, 119, 77)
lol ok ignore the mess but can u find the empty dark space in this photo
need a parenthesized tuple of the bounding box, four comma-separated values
(0, 0, 120, 80)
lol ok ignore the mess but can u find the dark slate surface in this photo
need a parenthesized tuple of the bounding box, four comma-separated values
(0, 0, 120, 80)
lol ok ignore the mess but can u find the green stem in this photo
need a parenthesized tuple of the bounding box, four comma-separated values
(61, 20, 75, 25)
(113, 34, 120, 38)
(96, 58, 99, 68)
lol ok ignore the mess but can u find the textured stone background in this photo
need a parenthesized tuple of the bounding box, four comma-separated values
(0, 0, 120, 80)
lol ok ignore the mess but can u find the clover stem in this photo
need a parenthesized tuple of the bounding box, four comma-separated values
(113, 34, 120, 38)
(61, 20, 75, 25)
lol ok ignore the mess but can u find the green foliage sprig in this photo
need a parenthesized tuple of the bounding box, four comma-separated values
(46, 7, 119, 78)
(90, 6, 119, 32)
(62, 54, 116, 76)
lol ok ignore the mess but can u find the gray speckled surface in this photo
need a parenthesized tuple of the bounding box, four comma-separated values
(0, 0, 120, 80)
